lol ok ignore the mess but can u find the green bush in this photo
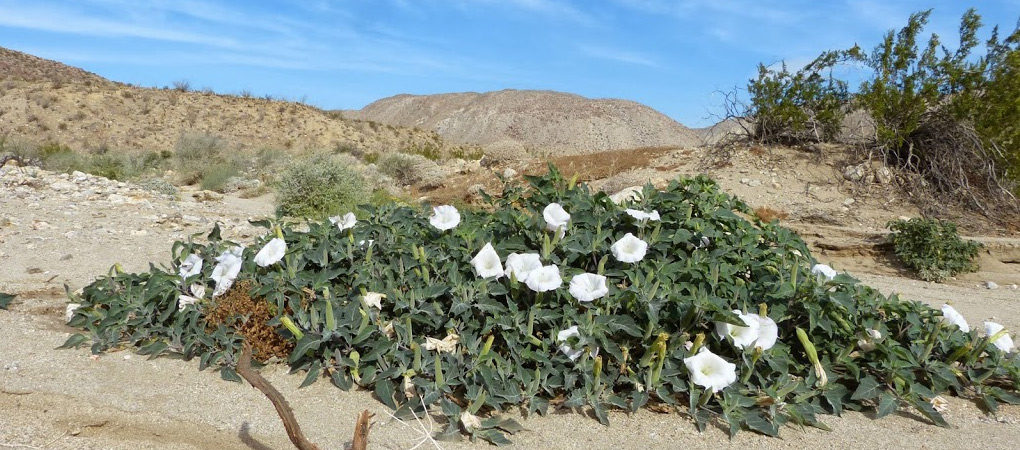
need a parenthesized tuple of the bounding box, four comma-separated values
(274, 154, 368, 219)
(64, 168, 1020, 443)
(199, 162, 241, 192)
(377, 152, 445, 188)
(887, 218, 982, 282)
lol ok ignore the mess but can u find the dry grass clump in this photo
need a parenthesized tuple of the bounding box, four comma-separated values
(526, 146, 676, 181)
(204, 281, 294, 361)
(754, 206, 789, 223)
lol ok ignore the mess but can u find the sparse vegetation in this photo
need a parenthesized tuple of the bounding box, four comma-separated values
(735, 8, 1020, 219)
(274, 154, 368, 219)
(377, 152, 445, 188)
(887, 217, 982, 282)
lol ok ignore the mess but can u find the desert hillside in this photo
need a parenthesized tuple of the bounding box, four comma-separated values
(348, 89, 702, 156)
(0, 47, 455, 156)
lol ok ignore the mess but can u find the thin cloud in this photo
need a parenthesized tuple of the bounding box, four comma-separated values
(578, 44, 659, 67)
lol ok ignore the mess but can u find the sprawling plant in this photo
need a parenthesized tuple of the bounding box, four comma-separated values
(63, 168, 1019, 443)
(887, 218, 982, 282)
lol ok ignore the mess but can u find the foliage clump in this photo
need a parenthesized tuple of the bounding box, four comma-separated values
(887, 218, 982, 282)
(274, 154, 368, 219)
(737, 8, 1020, 217)
(64, 168, 1020, 443)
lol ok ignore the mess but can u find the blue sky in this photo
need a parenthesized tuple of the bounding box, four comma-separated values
(1, 1, 1017, 127)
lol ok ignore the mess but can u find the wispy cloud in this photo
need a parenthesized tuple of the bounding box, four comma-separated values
(455, 0, 598, 25)
(578, 44, 658, 67)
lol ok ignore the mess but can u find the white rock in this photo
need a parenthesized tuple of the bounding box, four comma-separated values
(502, 168, 517, 178)
(49, 180, 75, 191)
(107, 194, 127, 204)
(986, 281, 999, 290)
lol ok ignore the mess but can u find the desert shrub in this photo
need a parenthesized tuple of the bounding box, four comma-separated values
(403, 142, 443, 161)
(274, 154, 368, 219)
(377, 152, 445, 187)
(199, 162, 241, 192)
(137, 178, 179, 197)
(449, 146, 485, 161)
(64, 168, 1020, 443)
(173, 132, 242, 185)
(743, 53, 855, 145)
(887, 218, 981, 282)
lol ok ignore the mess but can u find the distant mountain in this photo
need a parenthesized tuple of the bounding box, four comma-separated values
(0, 46, 451, 155)
(348, 89, 701, 156)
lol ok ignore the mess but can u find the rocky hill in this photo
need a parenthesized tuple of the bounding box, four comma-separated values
(0, 47, 451, 155)
(347, 89, 701, 157)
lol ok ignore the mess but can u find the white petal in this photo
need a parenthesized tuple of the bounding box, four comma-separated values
(611, 233, 648, 263)
(254, 238, 286, 267)
(751, 314, 779, 351)
(470, 243, 504, 279)
(178, 294, 201, 311)
(178, 254, 203, 278)
(429, 205, 461, 231)
(525, 265, 562, 292)
(424, 334, 459, 353)
(684, 348, 737, 393)
(363, 292, 386, 309)
(543, 203, 570, 233)
(714, 310, 761, 349)
(569, 273, 608, 302)
(329, 212, 357, 231)
(211, 254, 242, 297)
(189, 283, 206, 299)
(985, 321, 1014, 353)
(556, 325, 585, 361)
(505, 253, 543, 282)
(65, 303, 81, 322)
(941, 304, 970, 332)
(811, 263, 837, 281)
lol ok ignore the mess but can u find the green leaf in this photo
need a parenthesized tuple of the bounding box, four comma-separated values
(220, 366, 242, 383)
(744, 411, 779, 437)
(876, 392, 898, 418)
(475, 428, 513, 446)
(375, 378, 398, 410)
(495, 418, 525, 434)
(0, 292, 14, 310)
(908, 396, 949, 427)
(851, 377, 881, 401)
(300, 361, 322, 388)
(57, 333, 89, 349)
(288, 336, 322, 364)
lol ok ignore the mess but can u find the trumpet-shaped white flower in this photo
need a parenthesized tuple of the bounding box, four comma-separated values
(329, 212, 357, 231)
(684, 348, 738, 393)
(611, 233, 648, 263)
(715, 310, 761, 349)
(425, 334, 459, 353)
(941, 304, 970, 332)
(557, 325, 584, 361)
(569, 273, 609, 302)
(624, 209, 661, 223)
(65, 303, 81, 322)
(811, 263, 837, 281)
(178, 294, 201, 311)
(215, 246, 244, 261)
(543, 203, 570, 234)
(178, 254, 203, 278)
(525, 264, 562, 292)
(505, 253, 542, 282)
(470, 243, 504, 279)
(211, 253, 242, 297)
(254, 238, 286, 267)
(190, 283, 206, 299)
(363, 292, 386, 309)
(429, 205, 461, 231)
(985, 321, 1014, 353)
(749, 313, 779, 351)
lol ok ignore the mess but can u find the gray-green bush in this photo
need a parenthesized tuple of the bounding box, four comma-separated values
(274, 154, 368, 219)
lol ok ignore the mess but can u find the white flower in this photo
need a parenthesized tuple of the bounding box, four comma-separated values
(329, 212, 357, 231)
(715, 310, 761, 349)
(941, 304, 970, 332)
(525, 265, 562, 292)
(178, 294, 200, 311)
(557, 325, 584, 361)
(811, 263, 837, 281)
(930, 396, 950, 413)
(65, 303, 81, 322)
(358, 239, 375, 248)
(211, 253, 242, 297)
(215, 246, 244, 261)
(178, 254, 203, 278)
(460, 411, 482, 432)
(429, 205, 461, 231)
(504, 253, 542, 282)
(684, 348, 738, 393)
(611, 233, 648, 263)
(543, 203, 570, 235)
(624, 209, 661, 223)
(363, 292, 386, 309)
(749, 313, 779, 351)
(254, 238, 286, 267)
(190, 283, 206, 299)
(470, 243, 504, 279)
(985, 322, 1014, 353)
(569, 273, 609, 302)
(425, 334, 459, 353)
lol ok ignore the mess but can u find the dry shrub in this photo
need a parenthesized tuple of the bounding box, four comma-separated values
(526, 147, 675, 181)
(204, 281, 293, 361)
(754, 206, 789, 223)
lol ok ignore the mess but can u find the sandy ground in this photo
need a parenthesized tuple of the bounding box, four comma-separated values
(2, 157, 1020, 449)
